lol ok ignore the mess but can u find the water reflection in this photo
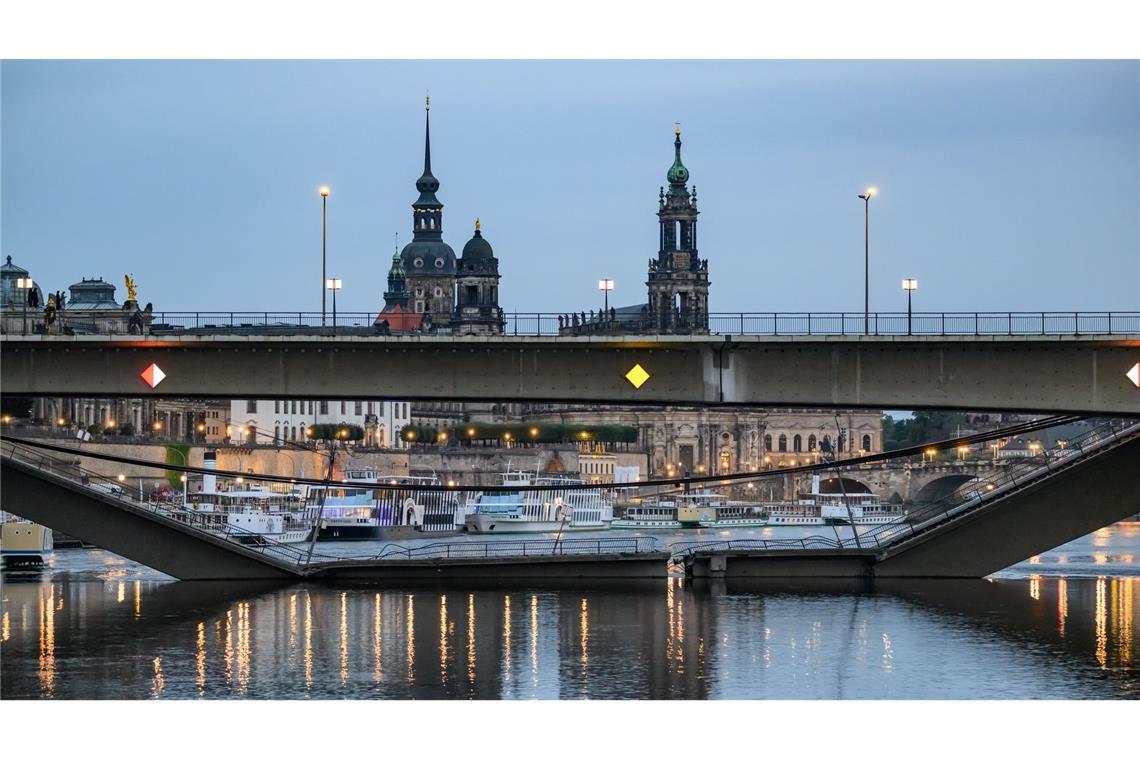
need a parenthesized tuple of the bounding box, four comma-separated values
(4, 526, 1140, 699)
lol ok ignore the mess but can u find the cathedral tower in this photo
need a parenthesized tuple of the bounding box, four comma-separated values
(453, 219, 505, 335)
(399, 97, 456, 324)
(646, 124, 709, 334)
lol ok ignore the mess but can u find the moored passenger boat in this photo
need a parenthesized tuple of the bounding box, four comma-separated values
(463, 471, 612, 534)
(166, 451, 317, 544)
(309, 467, 383, 540)
(1, 514, 54, 568)
(766, 476, 906, 527)
(612, 491, 729, 529)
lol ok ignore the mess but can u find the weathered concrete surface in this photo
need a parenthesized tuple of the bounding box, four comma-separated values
(306, 552, 673, 582)
(873, 433, 1140, 578)
(4, 333, 1139, 414)
(0, 456, 302, 581)
(685, 550, 875, 579)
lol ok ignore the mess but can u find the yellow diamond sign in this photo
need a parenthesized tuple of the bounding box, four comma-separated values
(625, 363, 650, 389)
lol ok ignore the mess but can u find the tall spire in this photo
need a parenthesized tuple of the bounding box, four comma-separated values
(416, 95, 440, 203)
(423, 94, 432, 178)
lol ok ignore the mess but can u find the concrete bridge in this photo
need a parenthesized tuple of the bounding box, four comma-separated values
(683, 424, 1140, 579)
(3, 421, 1138, 582)
(3, 332, 1139, 414)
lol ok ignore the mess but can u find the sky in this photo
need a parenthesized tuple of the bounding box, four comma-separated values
(2, 60, 1138, 315)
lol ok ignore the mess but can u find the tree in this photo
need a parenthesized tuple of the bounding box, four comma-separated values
(0, 396, 34, 419)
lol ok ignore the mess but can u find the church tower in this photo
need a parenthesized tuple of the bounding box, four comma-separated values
(383, 251, 409, 310)
(453, 219, 505, 335)
(399, 96, 457, 326)
(646, 124, 709, 334)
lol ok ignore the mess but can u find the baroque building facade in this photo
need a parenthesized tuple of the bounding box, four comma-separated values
(386, 99, 504, 335)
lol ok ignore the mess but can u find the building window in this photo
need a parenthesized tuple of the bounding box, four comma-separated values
(274, 425, 280, 442)
(274, 401, 280, 414)
(862, 434, 872, 451)
(246, 401, 257, 414)
(367, 401, 374, 415)
(355, 401, 363, 416)
(793, 435, 802, 452)
(778, 434, 787, 452)
(341, 401, 346, 415)
(764, 434, 772, 452)
(808, 434, 817, 451)
(319, 401, 329, 415)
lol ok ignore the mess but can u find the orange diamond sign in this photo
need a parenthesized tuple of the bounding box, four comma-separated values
(140, 363, 166, 388)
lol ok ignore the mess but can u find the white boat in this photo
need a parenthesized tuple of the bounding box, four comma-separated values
(175, 488, 317, 544)
(463, 471, 613, 534)
(1, 514, 54, 568)
(766, 475, 907, 527)
(166, 451, 316, 544)
(699, 502, 770, 528)
(309, 467, 383, 540)
(612, 490, 729, 530)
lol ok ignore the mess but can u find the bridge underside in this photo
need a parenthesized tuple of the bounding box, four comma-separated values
(0, 457, 302, 581)
(2, 334, 1138, 414)
(686, 434, 1140, 579)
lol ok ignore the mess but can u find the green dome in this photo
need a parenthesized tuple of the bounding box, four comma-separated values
(667, 133, 689, 185)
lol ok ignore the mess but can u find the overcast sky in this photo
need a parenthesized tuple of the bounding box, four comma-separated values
(3, 60, 1138, 314)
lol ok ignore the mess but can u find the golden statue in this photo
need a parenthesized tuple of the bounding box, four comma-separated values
(124, 274, 138, 302)
(475, 217, 481, 231)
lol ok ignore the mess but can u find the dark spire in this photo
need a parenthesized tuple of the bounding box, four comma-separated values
(415, 95, 441, 205)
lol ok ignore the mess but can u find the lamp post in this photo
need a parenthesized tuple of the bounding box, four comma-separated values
(856, 188, 877, 334)
(320, 186, 330, 325)
(902, 278, 917, 335)
(326, 278, 342, 331)
(598, 278, 614, 318)
(15, 276, 33, 334)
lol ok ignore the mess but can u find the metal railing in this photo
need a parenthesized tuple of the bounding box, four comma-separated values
(356, 536, 660, 562)
(17, 310, 1137, 337)
(670, 418, 1140, 561)
(0, 440, 314, 567)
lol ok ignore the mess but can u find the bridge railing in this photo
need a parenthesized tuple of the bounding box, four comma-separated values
(347, 536, 661, 562)
(34, 310, 1138, 337)
(671, 418, 1140, 561)
(857, 418, 1140, 551)
(0, 440, 315, 566)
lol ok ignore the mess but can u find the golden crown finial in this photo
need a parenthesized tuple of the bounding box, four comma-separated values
(475, 217, 481, 231)
(674, 120, 681, 136)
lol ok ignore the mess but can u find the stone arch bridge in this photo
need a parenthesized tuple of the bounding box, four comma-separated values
(791, 460, 1010, 504)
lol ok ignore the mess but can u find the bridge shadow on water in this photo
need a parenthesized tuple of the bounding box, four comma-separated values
(2, 552, 1136, 699)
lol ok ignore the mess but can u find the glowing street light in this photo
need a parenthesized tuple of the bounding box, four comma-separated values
(15, 276, 34, 334)
(857, 187, 877, 334)
(598, 278, 614, 315)
(902, 278, 918, 335)
(326, 278, 342, 329)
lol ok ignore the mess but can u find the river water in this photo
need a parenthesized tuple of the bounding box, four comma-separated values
(2, 523, 1137, 699)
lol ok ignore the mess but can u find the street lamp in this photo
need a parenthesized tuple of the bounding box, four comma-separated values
(15, 276, 33, 334)
(598, 279, 614, 317)
(902, 278, 917, 335)
(326, 278, 342, 329)
(857, 187, 877, 334)
(320, 186, 330, 325)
